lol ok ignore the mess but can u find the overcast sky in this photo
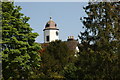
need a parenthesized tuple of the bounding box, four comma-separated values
(14, 2, 88, 43)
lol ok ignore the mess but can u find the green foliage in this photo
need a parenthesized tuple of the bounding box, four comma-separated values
(60, 2, 120, 80)
(63, 63, 78, 79)
(77, 2, 120, 79)
(39, 40, 75, 79)
(2, 2, 41, 79)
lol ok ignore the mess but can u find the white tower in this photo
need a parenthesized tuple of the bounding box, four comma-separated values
(43, 17, 59, 43)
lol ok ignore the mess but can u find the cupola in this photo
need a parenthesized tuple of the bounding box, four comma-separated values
(43, 17, 59, 43)
(45, 17, 57, 29)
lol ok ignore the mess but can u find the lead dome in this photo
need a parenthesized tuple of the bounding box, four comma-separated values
(45, 17, 57, 29)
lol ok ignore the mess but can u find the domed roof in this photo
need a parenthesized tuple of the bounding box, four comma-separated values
(45, 17, 57, 29)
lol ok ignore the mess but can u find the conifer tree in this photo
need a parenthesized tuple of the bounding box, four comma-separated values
(78, 2, 120, 79)
(2, 2, 41, 79)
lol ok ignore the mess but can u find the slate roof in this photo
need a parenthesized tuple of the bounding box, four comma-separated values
(65, 40, 79, 51)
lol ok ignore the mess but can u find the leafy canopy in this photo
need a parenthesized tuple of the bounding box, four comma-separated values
(39, 40, 75, 79)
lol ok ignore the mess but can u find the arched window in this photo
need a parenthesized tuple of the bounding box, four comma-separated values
(46, 36, 49, 42)
(45, 23, 50, 27)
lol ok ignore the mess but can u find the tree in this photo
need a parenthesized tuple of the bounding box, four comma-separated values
(0, 2, 2, 80)
(2, 2, 41, 79)
(62, 63, 79, 79)
(39, 40, 75, 79)
(77, 2, 120, 79)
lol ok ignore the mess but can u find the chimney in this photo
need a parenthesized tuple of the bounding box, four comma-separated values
(67, 36, 74, 41)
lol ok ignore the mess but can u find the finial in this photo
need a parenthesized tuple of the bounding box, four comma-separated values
(50, 16, 52, 20)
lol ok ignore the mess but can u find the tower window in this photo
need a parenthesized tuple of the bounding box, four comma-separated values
(56, 31, 58, 36)
(45, 23, 50, 27)
(46, 36, 49, 42)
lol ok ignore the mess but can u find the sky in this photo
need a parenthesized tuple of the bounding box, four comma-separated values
(14, 2, 88, 43)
